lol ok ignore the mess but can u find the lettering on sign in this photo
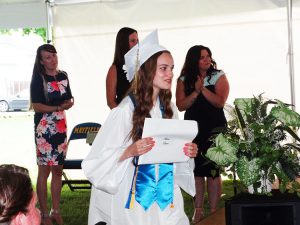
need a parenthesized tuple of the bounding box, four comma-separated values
(74, 126, 100, 134)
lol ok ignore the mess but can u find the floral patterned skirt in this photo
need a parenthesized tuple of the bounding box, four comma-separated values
(35, 111, 68, 166)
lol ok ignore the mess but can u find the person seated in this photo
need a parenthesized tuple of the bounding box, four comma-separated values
(0, 164, 41, 225)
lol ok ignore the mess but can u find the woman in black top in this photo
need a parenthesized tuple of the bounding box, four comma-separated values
(30, 44, 74, 225)
(106, 27, 138, 109)
(176, 45, 229, 223)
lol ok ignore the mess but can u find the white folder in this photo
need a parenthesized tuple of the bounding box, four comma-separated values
(138, 118, 198, 165)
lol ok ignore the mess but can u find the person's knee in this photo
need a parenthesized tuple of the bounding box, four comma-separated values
(38, 167, 51, 180)
(207, 176, 221, 184)
(51, 166, 63, 177)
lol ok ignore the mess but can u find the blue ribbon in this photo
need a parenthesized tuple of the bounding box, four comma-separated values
(156, 163, 174, 210)
(134, 163, 173, 211)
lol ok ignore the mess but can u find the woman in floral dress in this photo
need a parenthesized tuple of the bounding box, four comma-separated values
(30, 44, 74, 225)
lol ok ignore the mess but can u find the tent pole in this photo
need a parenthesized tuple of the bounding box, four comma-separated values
(287, 0, 296, 111)
(45, 0, 53, 43)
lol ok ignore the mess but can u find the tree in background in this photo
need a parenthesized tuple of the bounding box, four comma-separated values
(0, 28, 46, 42)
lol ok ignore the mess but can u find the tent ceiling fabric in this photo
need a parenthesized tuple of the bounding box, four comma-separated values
(52, 0, 300, 38)
(0, 0, 40, 3)
(0, 0, 46, 29)
(1, 0, 300, 29)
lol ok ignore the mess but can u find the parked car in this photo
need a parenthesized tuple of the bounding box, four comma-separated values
(0, 89, 30, 112)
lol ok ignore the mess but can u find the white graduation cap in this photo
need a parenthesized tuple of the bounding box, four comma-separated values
(123, 29, 167, 82)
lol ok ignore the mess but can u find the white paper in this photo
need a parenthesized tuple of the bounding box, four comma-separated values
(138, 118, 198, 165)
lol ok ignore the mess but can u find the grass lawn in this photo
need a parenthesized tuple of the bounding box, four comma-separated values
(59, 186, 91, 225)
(52, 180, 238, 225)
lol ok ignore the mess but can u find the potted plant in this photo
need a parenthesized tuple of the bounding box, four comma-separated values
(206, 94, 300, 195)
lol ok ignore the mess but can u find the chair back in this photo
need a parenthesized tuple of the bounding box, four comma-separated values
(62, 122, 101, 191)
(68, 122, 101, 144)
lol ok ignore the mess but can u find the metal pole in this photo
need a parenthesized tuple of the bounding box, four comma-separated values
(287, 0, 296, 111)
(45, 0, 53, 43)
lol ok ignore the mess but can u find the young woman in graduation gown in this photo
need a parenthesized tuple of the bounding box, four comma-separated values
(82, 30, 198, 225)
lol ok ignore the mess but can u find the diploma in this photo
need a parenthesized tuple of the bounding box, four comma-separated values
(138, 118, 198, 165)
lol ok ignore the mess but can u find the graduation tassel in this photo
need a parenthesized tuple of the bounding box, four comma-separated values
(125, 189, 135, 209)
(170, 202, 174, 208)
(129, 190, 135, 208)
(125, 165, 139, 209)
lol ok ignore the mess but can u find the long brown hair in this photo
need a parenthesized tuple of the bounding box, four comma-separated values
(129, 51, 173, 142)
(29, 44, 58, 107)
(113, 27, 137, 66)
(32, 44, 57, 77)
(0, 164, 33, 223)
(178, 45, 219, 95)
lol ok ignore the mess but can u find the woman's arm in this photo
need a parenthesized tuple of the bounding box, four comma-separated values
(60, 98, 74, 110)
(202, 75, 229, 108)
(176, 79, 202, 111)
(31, 103, 61, 113)
(119, 138, 197, 161)
(32, 98, 74, 113)
(82, 101, 136, 194)
(119, 137, 155, 161)
(106, 65, 118, 109)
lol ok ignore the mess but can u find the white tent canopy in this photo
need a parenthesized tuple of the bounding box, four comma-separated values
(0, 0, 299, 125)
(1, 0, 300, 28)
(0, 0, 46, 29)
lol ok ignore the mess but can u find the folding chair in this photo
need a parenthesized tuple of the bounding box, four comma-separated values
(62, 122, 101, 191)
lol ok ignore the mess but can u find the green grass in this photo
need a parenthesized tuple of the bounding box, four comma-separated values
(60, 186, 91, 225)
(44, 180, 238, 225)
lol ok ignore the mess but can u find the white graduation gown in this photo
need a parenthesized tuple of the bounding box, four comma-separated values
(82, 96, 196, 225)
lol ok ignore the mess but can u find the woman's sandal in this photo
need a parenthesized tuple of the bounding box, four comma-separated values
(41, 212, 54, 225)
(192, 207, 204, 224)
(50, 209, 63, 225)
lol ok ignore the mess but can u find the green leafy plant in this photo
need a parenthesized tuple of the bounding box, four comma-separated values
(206, 94, 300, 195)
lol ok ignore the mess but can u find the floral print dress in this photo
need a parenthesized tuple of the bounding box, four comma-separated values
(30, 71, 73, 166)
